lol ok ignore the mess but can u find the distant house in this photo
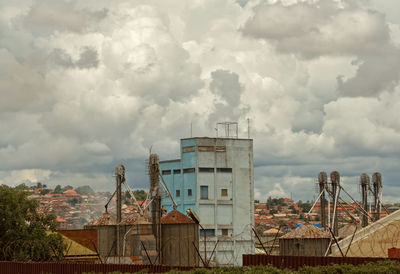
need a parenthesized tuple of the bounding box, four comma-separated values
(56, 217, 68, 230)
(64, 189, 81, 197)
(263, 228, 283, 237)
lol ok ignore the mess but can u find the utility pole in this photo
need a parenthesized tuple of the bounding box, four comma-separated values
(360, 173, 370, 227)
(372, 172, 382, 221)
(318, 172, 328, 230)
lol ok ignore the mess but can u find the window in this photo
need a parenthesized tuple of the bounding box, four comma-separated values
(200, 229, 215, 236)
(183, 168, 195, 173)
(188, 189, 192, 196)
(217, 168, 232, 173)
(221, 229, 228, 236)
(221, 189, 228, 197)
(216, 146, 226, 152)
(198, 146, 214, 152)
(176, 190, 180, 197)
(182, 146, 195, 153)
(200, 186, 208, 199)
(199, 167, 214, 172)
(173, 169, 181, 174)
(162, 170, 171, 175)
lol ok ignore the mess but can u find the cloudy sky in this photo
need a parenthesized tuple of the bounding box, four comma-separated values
(1, 0, 400, 203)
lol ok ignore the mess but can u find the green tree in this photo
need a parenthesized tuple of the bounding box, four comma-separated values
(298, 200, 312, 213)
(40, 189, 50, 195)
(75, 185, 94, 195)
(0, 185, 66, 261)
(62, 185, 73, 191)
(67, 198, 80, 206)
(54, 185, 63, 194)
(15, 183, 29, 191)
(125, 189, 147, 201)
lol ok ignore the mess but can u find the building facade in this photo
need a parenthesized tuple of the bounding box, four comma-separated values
(159, 137, 254, 266)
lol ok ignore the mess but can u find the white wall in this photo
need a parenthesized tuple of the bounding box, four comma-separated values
(195, 138, 254, 266)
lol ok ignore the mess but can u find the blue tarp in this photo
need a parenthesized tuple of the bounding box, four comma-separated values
(295, 223, 322, 228)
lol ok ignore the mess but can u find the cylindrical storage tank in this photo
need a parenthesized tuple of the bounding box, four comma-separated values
(279, 223, 331, 256)
(161, 210, 199, 266)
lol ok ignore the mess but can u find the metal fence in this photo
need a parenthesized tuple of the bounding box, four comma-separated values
(242, 254, 400, 270)
(0, 261, 196, 274)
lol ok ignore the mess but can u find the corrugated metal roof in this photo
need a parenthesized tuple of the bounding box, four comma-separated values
(281, 223, 330, 239)
(161, 209, 195, 224)
(86, 212, 116, 226)
(120, 215, 151, 225)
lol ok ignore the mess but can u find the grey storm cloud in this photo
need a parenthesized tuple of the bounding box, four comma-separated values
(50, 47, 99, 69)
(0, 0, 400, 202)
(242, 0, 400, 97)
(208, 69, 247, 126)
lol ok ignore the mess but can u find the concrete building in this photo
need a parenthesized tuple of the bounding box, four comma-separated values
(159, 137, 254, 266)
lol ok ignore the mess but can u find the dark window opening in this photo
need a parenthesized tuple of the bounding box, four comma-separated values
(221, 229, 228, 236)
(182, 146, 195, 153)
(221, 189, 228, 197)
(176, 190, 180, 197)
(162, 170, 171, 175)
(183, 168, 195, 173)
(198, 146, 214, 152)
(217, 168, 232, 173)
(200, 185, 208, 199)
(199, 167, 214, 172)
(200, 229, 215, 236)
(216, 146, 226, 152)
(188, 189, 192, 196)
(173, 169, 181, 174)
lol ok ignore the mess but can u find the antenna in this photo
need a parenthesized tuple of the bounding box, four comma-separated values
(216, 122, 238, 138)
(190, 122, 193, 137)
(247, 118, 250, 139)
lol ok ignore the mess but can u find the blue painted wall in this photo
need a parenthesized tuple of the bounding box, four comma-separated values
(160, 138, 197, 214)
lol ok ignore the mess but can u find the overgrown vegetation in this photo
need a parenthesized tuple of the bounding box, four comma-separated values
(0, 185, 66, 261)
(81, 260, 400, 274)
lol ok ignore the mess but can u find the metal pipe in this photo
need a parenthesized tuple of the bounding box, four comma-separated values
(269, 226, 281, 255)
(331, 186, 340, 236)
(209, 240, 219, 263)
(122, 225, 134, 256)
(340, 185, 374, 221)
(324, 240, 332, 257)
(307, 189, 324, 215)
(104, 190, 116, 213)
(252, 227, 267, 255)
(192, 241, 206, 267)
(328, 227, 344, 257)
(122, 181, 144, 216)
(327, 192, 331, 229)
(199, 223, 207, 266)
(159, 171, 178, 210)
(141, 241, 152, 265)
(345, 225, 358, 257)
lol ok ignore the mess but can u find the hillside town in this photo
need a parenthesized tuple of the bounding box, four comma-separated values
(23, 182, 398, 238)
(23, 183, 147, 230)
